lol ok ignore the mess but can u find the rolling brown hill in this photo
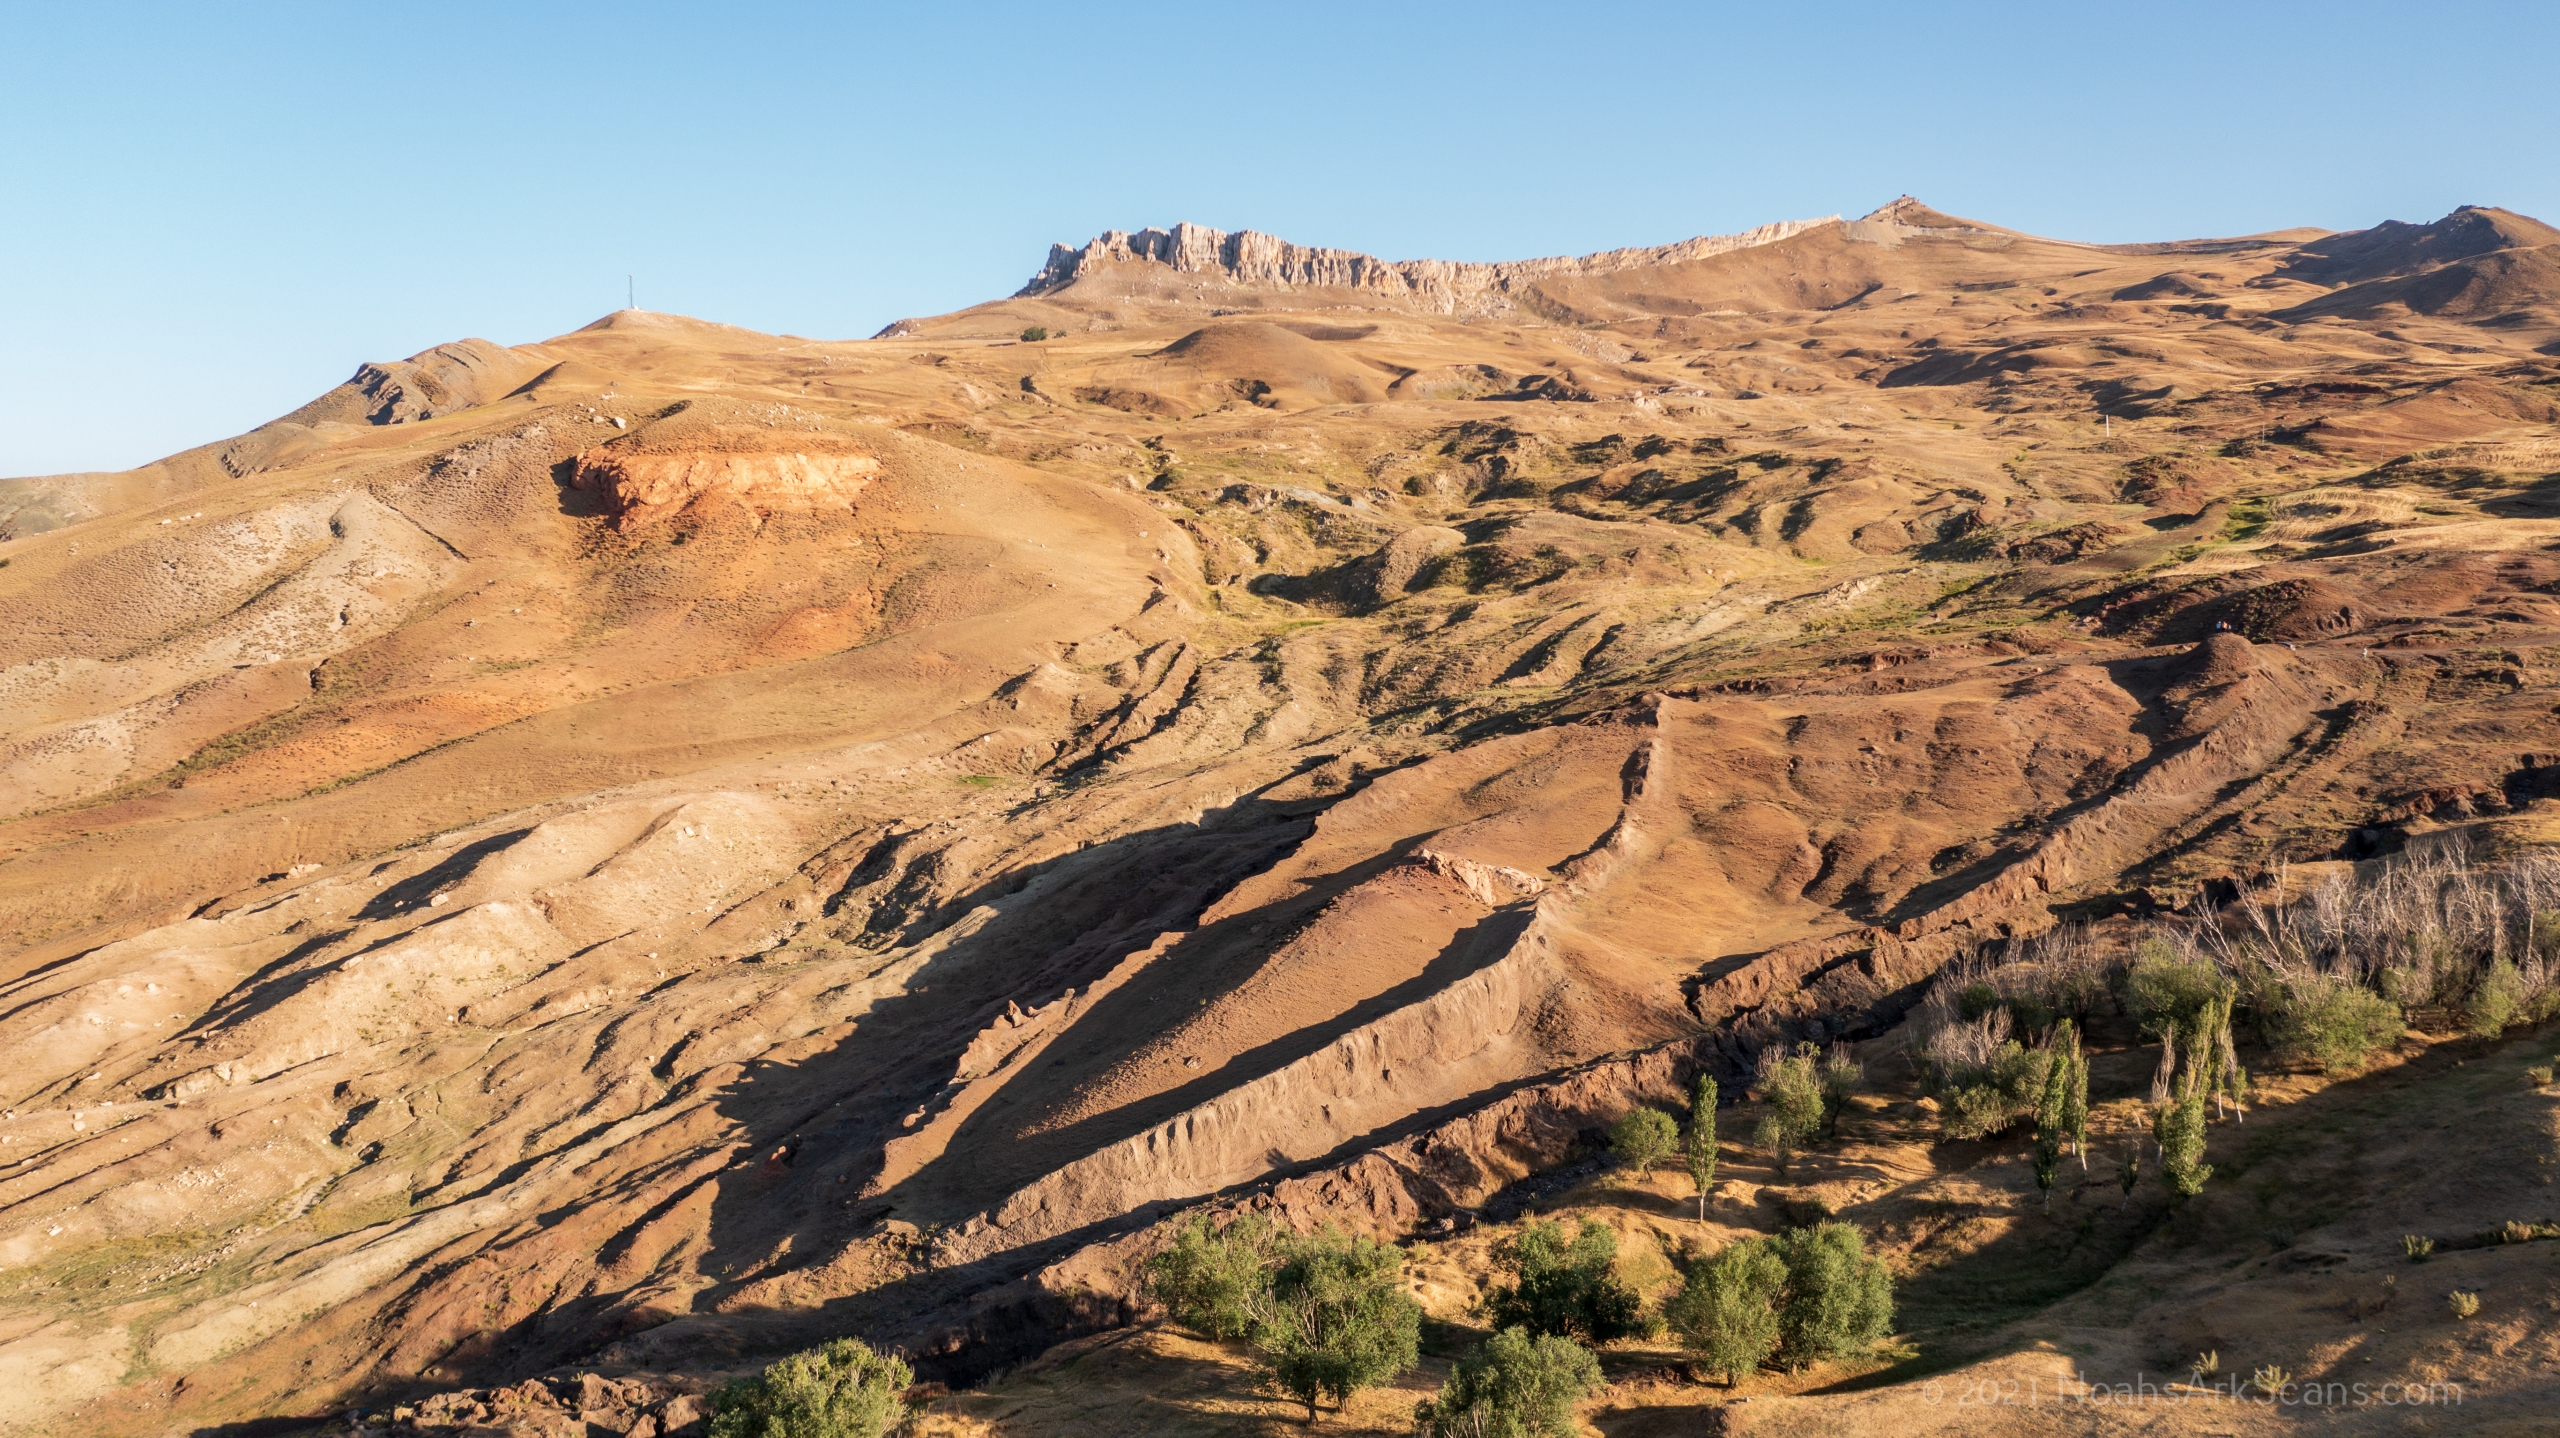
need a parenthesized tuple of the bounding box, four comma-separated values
(4, 197, 2560, 1436)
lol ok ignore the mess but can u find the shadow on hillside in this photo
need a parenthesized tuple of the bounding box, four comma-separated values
(947, 897, 1536, 1190)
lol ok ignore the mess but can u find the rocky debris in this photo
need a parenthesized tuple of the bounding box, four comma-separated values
(357, 1371, 708, 1436)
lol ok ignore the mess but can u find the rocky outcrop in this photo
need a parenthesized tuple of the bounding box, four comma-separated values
(569, 445, 881, 531)
(1018, 217, 1838, 311)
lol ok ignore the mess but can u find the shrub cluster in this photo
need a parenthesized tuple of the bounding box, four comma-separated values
(1750, 1042, 1857, 1169)
(1665, 1221, 1893, 1382)
(1413, 1327, 1602, 1438)
(709, 1338, 911, 1438)
(1147, 1215, 1420, 1421)
(1486, 1218, 1650, 1344)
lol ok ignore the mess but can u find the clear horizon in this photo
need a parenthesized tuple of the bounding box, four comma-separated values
(4, 0, 2556, 476)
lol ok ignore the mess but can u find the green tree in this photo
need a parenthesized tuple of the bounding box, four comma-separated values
(709, 1337, 911, 1438)
(1412, 1327, 1602, 1438)
(1608, 1107, 1680, 1181)
(1019, 325, 1049, 342)
(1256, 1224, 1421, 1423)
(2272, 974, 2402, 1074)
(1146, 1211, 1279, 1340)
(1754, 1045, 1826, 1174)
(1771, 1222, 1894, 1371)
(1686, 1076, 1719, 1221)
(2155, 1091, 2211, 1199)
(2033, 1029, 2069, 1212)
(1665, 1236, 1786, 1385)
(1486, 1218, 1648, 1344)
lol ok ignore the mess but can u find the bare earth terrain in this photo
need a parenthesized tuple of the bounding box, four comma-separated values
(4, 197, 2560, 1435)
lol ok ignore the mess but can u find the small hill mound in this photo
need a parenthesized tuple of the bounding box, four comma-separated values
(1140, 321, 1390, 408)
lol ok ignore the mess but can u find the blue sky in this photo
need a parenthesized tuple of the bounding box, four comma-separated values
(4, 1, 2555, 476)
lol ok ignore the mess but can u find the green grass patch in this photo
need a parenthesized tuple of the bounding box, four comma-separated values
(2219, 496, 2273, 543)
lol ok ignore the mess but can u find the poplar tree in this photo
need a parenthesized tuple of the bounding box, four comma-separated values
(1687, 1075, 1719, 1222)
(2034, 1034, 2068, 1212)
(2155, 1016, 2214, 1199)
(2057, 1020, 2091, 1171)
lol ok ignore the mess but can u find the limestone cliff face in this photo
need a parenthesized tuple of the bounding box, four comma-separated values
(1016, 216, 1839, 310)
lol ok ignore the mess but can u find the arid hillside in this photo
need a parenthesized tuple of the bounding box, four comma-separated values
(4, 196, 2560, 1436)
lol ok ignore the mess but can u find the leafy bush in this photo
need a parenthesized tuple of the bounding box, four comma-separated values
(1145, 1211, 1279, 1340)
(1955, 981, 2002, 1022)
(2271, 973, 2404, 1074)
(1668, 1223, 1893, 1381)
(1939, 1041, 2052, 1139)
(2468, 959, 2528, 1039)
(1018, 325, 1049, 342)
(1664, 1236, 1786, 1384)
(1771, 1222, 1894, 1370)
(1257, 1223, 1421, 1422)
(2126, 940, 2226, 1037)
(1607, 1107, 1679, 1178)
(709, 1337, 911, 1438)
(1753, 1044, 1827, 1169)
(1487, 1219, 1648, 1344)
(1412, 1327, 1601, 1438)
